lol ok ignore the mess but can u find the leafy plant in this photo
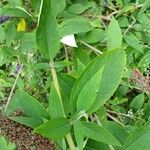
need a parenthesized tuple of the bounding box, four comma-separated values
(0, 0, 150, 150)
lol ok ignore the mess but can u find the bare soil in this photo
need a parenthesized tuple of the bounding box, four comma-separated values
(0, 113, 55, 150)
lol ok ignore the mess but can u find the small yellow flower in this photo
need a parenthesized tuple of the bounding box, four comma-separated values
(17, 18, 26, 32)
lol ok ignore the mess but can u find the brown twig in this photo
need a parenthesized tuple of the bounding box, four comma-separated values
(107, 113, 124, 126)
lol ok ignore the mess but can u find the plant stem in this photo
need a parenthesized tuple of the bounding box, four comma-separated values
(109, 145, 115, 150)
(80, 40, 103, 54)
(66, 133, 76, 150)
(107, 110, 142, 120)
(50, 61, 76, 150)
(4, 64, 23, 112)
(50, 62, 65, 116)
(123, 16, 136, 36)
(64, 45, 71, 73)
(107, 113, 124, 126)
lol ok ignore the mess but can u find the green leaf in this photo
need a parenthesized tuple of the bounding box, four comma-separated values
(79, 29, 106, 44)
(74, 120, 84, 150)
(0, 7, 32, 18)
(36, 0, 60, 60)
(48, 82, 65, 118)
(107, 17, 122, 50)
(59, 17, 93, 37)
(130, 93, 144, 111)
(51, 0, 66, 16)
(141, 0, 150, 12)
(138, 50, 150, 71)
(101, 121, 129, 145)
(56, 139, 67, 150)
(58, 74, 76, 115)
(76, 58, 86, 76)
(70, 49, 126, 113)
(118, 5, 135, 15)
(123, 124, 150, 150)
(20, 32, 37, 53)
(8, 116, 44, 128)
(30, 0, 41, 14)
(67, 2, 94, 15)
(74, 48, 91, 66)
(34, 118, 71, 140)
(0, 26, 5, 42)
(76, 66, 104, 112)
(118, 17, 129, 28)
(82, 122, 121, 146)
(85, 139, 110, 150)
(124, 33, 144, 53)
(0, 137, 16, 150)
(144, 103, 150, 119)
(0, 137, 8, 150)
(34, 62, 50, 70)
(5, 22, 17, 46)
(137, 13, 150, 29)
(54, 60, 73, 71)
(9, 0, 22, 7)
(5, 90, 49, 128)
(115, 85, 129, 99)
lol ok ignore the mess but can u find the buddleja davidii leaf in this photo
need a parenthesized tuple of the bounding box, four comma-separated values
(88, 50, 126, 112)
(70, 49, 126, 113)
(36, 0, 60, 60)
(5, 90, 49, 118)
(123, 124, 150, 150)
(34, 117, 72, 140)
(82, 121, 121, 147)
(5, 90, 49, 128)
(76, 66, 104, 112)
(48, 82, 65, 118)
(8, 117, 43, 128)
(107, 17, 122, 50)
(101, 121, 129, 145)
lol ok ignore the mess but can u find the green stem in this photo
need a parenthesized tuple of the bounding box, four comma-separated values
(50, 61, 76, 150)
(66, 133, 76, 150)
